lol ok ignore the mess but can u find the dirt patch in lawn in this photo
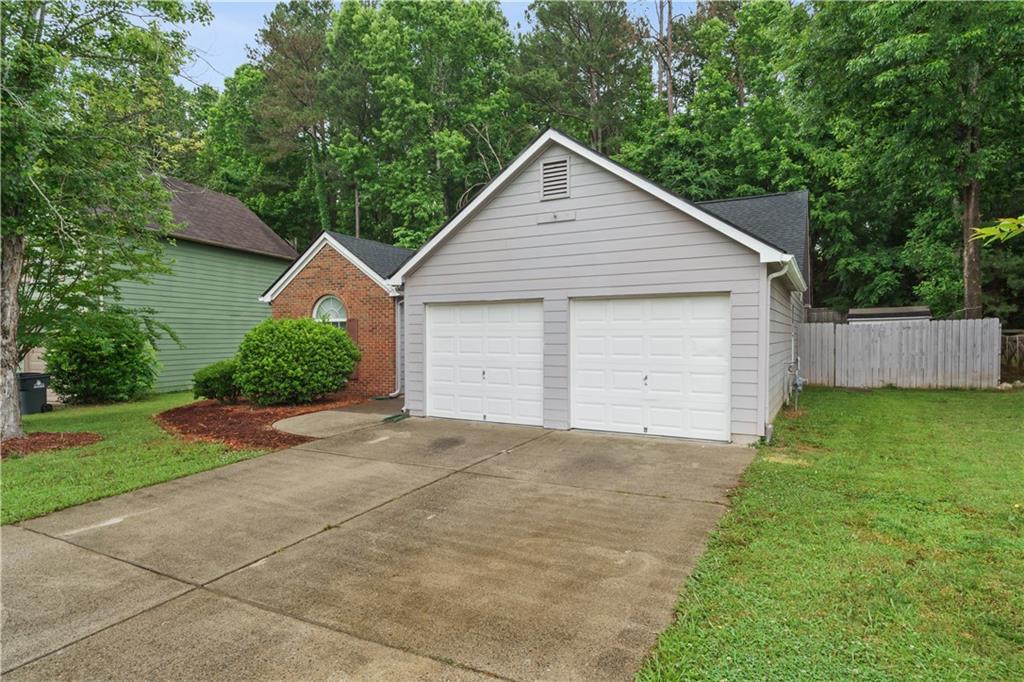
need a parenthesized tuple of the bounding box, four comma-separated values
(155, 392, 368, 450)
(1, 431, 103, 457)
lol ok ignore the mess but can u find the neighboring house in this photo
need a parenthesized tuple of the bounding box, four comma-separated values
(389, 128, 809, 443)
(25, 179, 297, 393)
(260, 231, 413, 397)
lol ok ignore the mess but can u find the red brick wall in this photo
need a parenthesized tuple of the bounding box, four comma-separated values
(271, 246, 396, 397)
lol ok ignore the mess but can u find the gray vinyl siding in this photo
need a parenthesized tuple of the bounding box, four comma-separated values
(403, 145, 768, 439)
(767, 275, 801, 420)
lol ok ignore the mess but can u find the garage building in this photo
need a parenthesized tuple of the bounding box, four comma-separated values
(390, 129, 808, 443)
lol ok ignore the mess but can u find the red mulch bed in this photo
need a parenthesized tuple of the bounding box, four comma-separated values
(155, 391, 369, 450)
(2, 431, 103, 458)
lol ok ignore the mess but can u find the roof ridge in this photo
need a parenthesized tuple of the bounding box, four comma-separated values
(698, 189, 808, 205)
(328, 231, 413, 253)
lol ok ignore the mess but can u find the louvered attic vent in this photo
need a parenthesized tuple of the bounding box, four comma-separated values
(540, 157, 570, 200)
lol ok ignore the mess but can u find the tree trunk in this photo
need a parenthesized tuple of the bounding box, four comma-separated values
(666, 0, 674, 118)
(309, 137, 331, 236)
(353, 183, 360, 239)
(1, 232, 26, 440)
(962, 175, 983, 319)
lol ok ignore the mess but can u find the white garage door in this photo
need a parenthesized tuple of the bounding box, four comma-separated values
(426, 301, 544, 426)
(571, 295, 731, 440)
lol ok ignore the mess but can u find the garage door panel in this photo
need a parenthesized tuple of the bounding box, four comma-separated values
(691, 296, 730, 320)
(486, 336, 513, 356)
(610, 337, 644, 358)
(518, 336, 544, 356)
(456, 366, 483, 384)
(575, 369, 604, 389)
(610, 299, 644, 322)
(649, 336, 686, 358)
(610, 370, 643, 392)
(571, 295, 730, 441)
(690, 372, 728, 397)
(608, 404, 645, 433)
(427, 302, 543, 427)
(457, 306, 484, 324)
(687, 409, 729, 440)
(517, 367, 543, 388)
(647, 370, 684, 393)
(575, 336, 605, 357)
(649, 297, 686, 320)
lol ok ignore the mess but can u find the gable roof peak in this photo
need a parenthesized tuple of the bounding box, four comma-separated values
(390, 128, 805, 293)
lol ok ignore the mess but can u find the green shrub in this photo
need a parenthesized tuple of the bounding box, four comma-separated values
(192, 358, 241, 404)
(235, 318, 361, 405)
(45, 311, 159, 403)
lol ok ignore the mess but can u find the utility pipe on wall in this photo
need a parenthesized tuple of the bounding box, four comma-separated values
(763, 258, 796, 441)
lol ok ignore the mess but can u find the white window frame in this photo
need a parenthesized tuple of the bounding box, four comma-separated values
(313, 295, 347, 330)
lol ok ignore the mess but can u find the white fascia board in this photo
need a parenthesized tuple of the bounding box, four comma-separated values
(390, 128, 794, 284)
(259, 232, 396, 303)
(780, 255, 808, 293)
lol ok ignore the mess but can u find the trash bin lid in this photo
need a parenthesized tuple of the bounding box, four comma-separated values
(17, 372, 50, 389)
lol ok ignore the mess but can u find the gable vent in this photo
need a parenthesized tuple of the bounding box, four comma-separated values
(541, 157, 570, 200)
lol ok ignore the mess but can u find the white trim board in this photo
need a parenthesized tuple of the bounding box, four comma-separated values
(390, 128, 807, 293)
(259, 232, 398, 302)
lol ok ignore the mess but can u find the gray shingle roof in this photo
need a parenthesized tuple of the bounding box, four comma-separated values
(327, 232, 414, 279)
(164, 178, 297, 260)
(697, 190, 810, 282)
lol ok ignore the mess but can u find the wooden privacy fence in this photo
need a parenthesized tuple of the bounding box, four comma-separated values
(1004, 334, 1024, 371)
(798, 319, 1002, 388)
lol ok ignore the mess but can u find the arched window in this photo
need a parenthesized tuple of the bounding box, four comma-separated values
(313, 295, 347, 330)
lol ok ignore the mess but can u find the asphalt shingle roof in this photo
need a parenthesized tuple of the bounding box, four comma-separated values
(164, 178, 297, 260)
(697, 190, 810, 281)
(327, 232, 415, 279)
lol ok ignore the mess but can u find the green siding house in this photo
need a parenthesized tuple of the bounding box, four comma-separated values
(25, 179, 298, 394)
(132, 179, 297, 391)
(119, 240, 293, 391)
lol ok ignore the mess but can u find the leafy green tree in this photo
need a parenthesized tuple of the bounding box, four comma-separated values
(1, 0, 209, 439)
(150, 82, 219, 182)
(617, 2, 807, 200)
(975, 217, 1024, 245)
(197, 63, 317, 246)
(249, 0, 338, 242)
(793, 1, 1024, 318)
(515, 0, 652, 154)
(328, 0, 532, 248)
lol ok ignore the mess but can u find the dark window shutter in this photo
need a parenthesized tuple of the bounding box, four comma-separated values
(346, 318, 359, 380)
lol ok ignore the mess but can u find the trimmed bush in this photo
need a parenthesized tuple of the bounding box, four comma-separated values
(192, 358, 241, 404)
(236, 318, 361, 405)
(45, 311, 159, 403)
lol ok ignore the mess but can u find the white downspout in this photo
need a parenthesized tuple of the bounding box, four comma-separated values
(763, 258, 794, 442)
(388, 297, 403, 398)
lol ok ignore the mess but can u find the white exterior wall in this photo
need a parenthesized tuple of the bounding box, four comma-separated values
(402, 145, 770, 439)
(767, 275, 802, 420)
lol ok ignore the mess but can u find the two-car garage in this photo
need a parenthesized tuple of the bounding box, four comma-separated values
(425, 295, 731, 441)
(397, 129, 808, 443)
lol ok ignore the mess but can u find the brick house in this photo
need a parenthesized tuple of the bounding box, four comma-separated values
(260, 232, 413, 397)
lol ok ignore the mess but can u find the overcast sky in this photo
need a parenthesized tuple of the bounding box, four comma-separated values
(179, 1, 680, 90)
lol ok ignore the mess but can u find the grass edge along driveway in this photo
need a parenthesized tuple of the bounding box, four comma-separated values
(1, 393, 268, 525)
(638, 387, 1024, 681)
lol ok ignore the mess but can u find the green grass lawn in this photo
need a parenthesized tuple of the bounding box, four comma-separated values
(1, 393, 267, 525)
(640, 388, 1024, 681)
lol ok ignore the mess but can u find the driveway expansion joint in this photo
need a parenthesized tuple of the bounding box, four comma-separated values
(18, 525, 201, 588)
(1, 587, 201, 676)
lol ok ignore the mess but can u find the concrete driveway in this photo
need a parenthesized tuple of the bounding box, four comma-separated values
(2, 417, 754, 681)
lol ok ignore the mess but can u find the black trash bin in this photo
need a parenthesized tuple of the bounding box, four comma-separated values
(18, 372, 50, 415)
